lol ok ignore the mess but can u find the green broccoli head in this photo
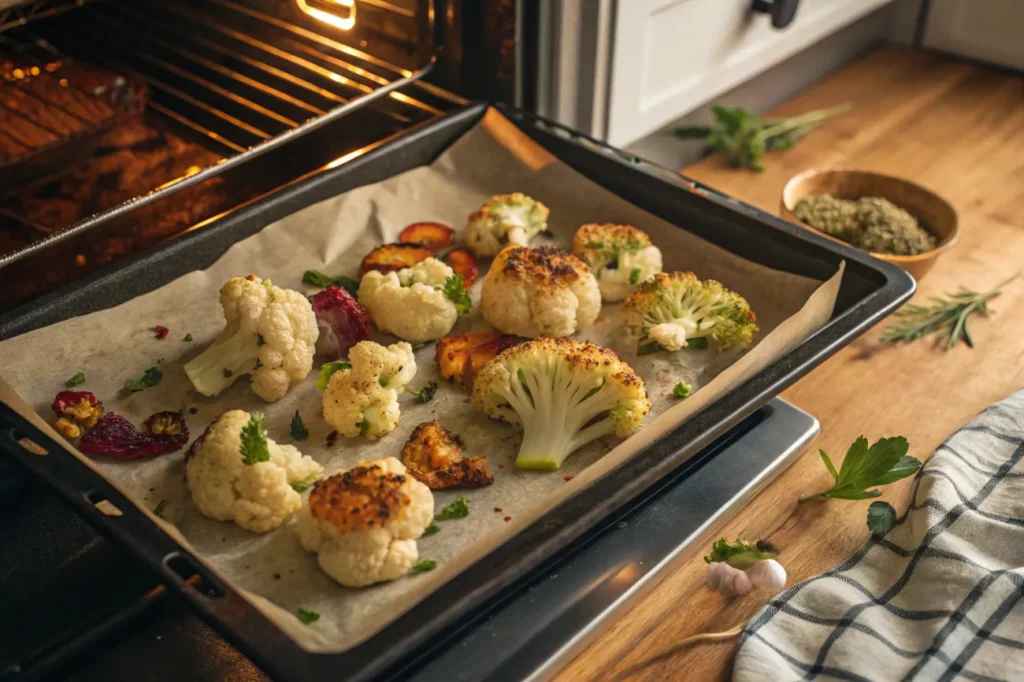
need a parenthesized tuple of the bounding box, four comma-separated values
(472, 337, 650, 471)
(622, 272, 758, 352)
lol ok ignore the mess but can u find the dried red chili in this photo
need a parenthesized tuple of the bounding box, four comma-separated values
(154, 325, 170, 339)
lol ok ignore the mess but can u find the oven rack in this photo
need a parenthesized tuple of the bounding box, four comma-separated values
(0, 0, 458, 268)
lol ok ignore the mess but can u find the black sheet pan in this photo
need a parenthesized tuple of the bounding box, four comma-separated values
(0, 102, 915, 682)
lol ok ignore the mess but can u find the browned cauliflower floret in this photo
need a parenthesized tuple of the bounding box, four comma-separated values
(401, 421, 494, 489)
(480, 246, 601, 338)
(465, 193, 549, 257)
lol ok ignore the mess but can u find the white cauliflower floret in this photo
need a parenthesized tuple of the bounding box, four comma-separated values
(357, 257, 470, 343)
(321, 340, 417, 439)
(572, 224, 663, 302)
(296, 457, 434, 587)
(473, 337, 651, 471)
(649, 322, 689, 352)
(184, 275, 318, 401)
(186, 410, 323, 533)
(480, 246, 601, 338)
(465, 193, 549, 257)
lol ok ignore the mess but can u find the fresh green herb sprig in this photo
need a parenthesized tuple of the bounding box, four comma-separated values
(443, 275, 472, 316)
(290, 411, 309, 441)
(880, 278, 1014, 350)
(65, 371, 85, 388)
(435, 496, 469, 521)
(291, 474, 320, 493)
(423, 523, 440, 536)
(411, 559, 437, 573)
(303, 270, 359, 296)
(800, 436, 921, 537)
(240, 413, 271, 466)
(407, 381, 438, 404)
(124, 367, 162, 393)
(672, 104, 851, 172)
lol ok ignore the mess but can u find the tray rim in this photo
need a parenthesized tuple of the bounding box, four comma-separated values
(0, 101, 916, 682)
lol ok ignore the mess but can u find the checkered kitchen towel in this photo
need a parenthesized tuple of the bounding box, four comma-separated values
(734, 390, 1024, 682)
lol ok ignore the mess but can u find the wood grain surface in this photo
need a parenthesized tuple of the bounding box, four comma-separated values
(556, 46, 1024, 682)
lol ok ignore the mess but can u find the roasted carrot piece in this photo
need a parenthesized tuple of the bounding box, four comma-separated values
(442, 248, 480, 287)
(359, 243, 434, 276)
(397, 222, 454, 251)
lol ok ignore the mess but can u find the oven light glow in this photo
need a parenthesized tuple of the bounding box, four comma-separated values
(295, 0, 356, 31)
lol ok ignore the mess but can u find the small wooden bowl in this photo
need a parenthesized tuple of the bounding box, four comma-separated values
(781, 169, 958, 280)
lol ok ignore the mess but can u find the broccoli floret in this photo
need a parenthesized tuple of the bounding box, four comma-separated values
(622, 272, 758, 352)
(473, 338, 651, 471)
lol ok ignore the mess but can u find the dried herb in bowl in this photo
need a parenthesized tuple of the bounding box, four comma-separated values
(793, 194, 936, 256)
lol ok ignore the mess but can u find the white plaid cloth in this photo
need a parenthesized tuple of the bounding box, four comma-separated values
(734, 390, 1024, 682)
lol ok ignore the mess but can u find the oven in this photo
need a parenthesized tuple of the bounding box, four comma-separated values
(0, 0, 537, 312)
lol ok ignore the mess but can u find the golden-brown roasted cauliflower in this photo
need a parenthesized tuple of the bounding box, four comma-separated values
(435, 331, 527, 389)
(401, 421, 494, 489)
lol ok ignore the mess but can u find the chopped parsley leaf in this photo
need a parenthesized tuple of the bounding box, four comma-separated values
(239, 413, 271, 466)
(442, 275, 472, 316)
(412, 559, 437, 573)
(124, 367, 163, 393)
(407, 381, 438, 404)
(153, 500, 167, 517)
(629, 268, 642, 285)
(183, 333, 193, 342)
(435, 496, 470, 521)
(290, 411, 309, 441)
(297, 607, 320, 624)
(423, 523, 440, 536)
(65, 371, 85, 388)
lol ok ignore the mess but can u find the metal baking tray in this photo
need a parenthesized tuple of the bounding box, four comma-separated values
(0, 102, 915, 682)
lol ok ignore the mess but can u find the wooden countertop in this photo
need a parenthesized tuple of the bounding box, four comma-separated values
(557, 46, 1024, 682)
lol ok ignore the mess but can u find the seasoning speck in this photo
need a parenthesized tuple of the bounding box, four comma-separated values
(504, 516, 511, 522)
(189, 407, 198, 415)
(494, 507, 503, 513)
(564, 475, 574, 482)
(222, 369, 233, 378)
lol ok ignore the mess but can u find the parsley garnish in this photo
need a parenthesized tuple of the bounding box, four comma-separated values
(867, 501, 898, 537)
(302, 270, 359, 297)
(297, 607, 320, 624)
(407, 381, 438, 404)
(799, 436, 920, 503)
(65, 371, 85, 388)
(124, 367, 163, 393)
(673, 381, 692, 399)
(423, 523, 440, 536)
(316, 361, 351, 390)
(153, 500, 167, 517)
(411, 559, 437, 573)
(442, 275, 472, 316)
(435, 496, 470, 521)
(239, 413, 271, 466)
(290, 411, 309, 441)
(358, 419, 370, 435)
(629, 268, 642, 285)
(704, 538, 778, 569)
(183, 333, 193, 342)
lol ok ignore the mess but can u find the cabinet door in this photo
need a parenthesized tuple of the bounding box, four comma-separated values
(606, 0, 893, 147)
(922, 0, 1024, 71)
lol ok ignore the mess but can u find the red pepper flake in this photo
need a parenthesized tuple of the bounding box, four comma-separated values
(504, 516, 511, 522)
(493, 507, 503, 513)
(564, 475, 574, 482)
(154, 325, 170, 339)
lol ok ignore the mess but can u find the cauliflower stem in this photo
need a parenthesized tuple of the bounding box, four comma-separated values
(184, 327, 262, 397)
(474, 338, 650, 472)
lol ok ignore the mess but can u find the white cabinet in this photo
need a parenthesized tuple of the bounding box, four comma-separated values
(606, 0, 895, 146)
(922, 0, 1024, 71)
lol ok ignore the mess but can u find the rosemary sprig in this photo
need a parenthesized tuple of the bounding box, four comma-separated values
(880, 276, 1015, 350)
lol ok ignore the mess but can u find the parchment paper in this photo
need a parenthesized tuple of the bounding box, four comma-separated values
(0, 109, 842, 652)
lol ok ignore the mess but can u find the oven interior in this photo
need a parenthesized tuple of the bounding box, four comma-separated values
(0, 0, 504, 311)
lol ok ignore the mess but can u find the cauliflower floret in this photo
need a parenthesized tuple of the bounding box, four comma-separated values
(474, 337, 651, 470)
(480, 246, 601, 338)
(184, 275, 318, 401)
(622, 272, 758, 353)
(321, 340, 417, 439)
(465, 193, 549, 257)
(572, 224, 663, 302)
(186, 410, 323, 533)
(296, 457, 434, 587)
(357, 257, 470, 343)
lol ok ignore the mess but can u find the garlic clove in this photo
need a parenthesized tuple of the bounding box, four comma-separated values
(747, 559, 787, 593)
(731, 567, 753, 595)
